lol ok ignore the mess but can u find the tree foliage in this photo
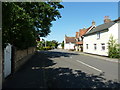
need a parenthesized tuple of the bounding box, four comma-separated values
(61, 40, 64, 49)
(2, 2, 64, 49)
(108, 35, 120, 58)
(37, 40, 59, 50)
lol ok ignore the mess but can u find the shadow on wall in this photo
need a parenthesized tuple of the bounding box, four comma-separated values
(3, 51, 120, 88)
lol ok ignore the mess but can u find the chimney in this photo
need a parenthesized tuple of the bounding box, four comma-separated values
(104, 16, 111, 23)
(92, 20, 95, 26)
(76, 32, 79, 38)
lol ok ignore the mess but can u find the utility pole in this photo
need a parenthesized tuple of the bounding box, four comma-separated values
(45, 40, 46, 47)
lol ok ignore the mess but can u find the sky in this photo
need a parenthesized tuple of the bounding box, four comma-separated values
(44, 2, 118, 43)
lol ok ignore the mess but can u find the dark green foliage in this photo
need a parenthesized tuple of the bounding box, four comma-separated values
(108, 36, 120, 58)
(61, 41, 64, 49)
(2, 2, 64, 49)
(37, 40, 59, 50)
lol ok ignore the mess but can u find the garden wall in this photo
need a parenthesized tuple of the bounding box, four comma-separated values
(12, 47, 36, 72)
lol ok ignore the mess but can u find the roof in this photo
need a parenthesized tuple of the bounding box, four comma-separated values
(75, 26, 93, 38)
(65, 37, 76, 43)
(76, 41, 83, 44)
(84, 21, 115, 36)
(80, 26, 92, 37)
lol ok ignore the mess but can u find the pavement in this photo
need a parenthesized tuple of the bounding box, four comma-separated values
(63, 49, 119, 63)
(2, 49, 120, 88)
(2, 52, 49, 88)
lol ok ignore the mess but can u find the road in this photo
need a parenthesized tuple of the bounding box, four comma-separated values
(3, 49, 120, 88)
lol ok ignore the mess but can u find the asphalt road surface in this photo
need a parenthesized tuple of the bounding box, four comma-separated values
(3, 49, 120, 88)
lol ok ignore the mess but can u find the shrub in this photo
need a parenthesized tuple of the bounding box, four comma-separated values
(43, 46, 52, 50)
(108, 35, 120, 58)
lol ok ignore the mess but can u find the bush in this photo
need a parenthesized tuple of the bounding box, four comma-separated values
(108, 36, 120, 58)
(43, 47, 52, 50)
(37, 46, 52, 50)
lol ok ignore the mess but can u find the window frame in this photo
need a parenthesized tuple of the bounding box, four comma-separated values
(97, 32, 100, 39)
(101, 43, 105, 50)
(94, 44, 97, 50)
(86, 44, 88, 49)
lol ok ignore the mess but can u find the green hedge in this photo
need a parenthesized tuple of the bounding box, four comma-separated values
(37, 46, 52, 50)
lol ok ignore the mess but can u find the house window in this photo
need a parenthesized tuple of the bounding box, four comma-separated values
(86, 44, 88, 49)
(97, 32, 100, 39)
(101, 43, 105, 50)
(94, 44, 97, 50)
(78, 38, 80, 42)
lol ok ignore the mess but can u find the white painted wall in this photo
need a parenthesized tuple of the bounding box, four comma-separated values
(58, 44, 62, 49)
(118, 21, 120, 44)
(109, 23, 118, 42)
(4, 44, 12, 78)
(83, 23, 118, 56)
(64, 43, 75, 50)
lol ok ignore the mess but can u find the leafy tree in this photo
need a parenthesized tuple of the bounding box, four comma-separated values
(61, 41, 64, 49)
(108, 35, 120, 58)
(2, 2, 64, 49)
(51, 40, 59, 48)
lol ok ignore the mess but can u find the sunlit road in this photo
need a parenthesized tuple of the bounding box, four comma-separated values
(3, 49, 120, 88)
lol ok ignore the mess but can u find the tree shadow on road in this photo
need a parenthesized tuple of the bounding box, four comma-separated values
(38, 50, 79, 58)
(34, 51, 120, 88)
(3, 51, 120, 89)
(43, 67, 120, 88)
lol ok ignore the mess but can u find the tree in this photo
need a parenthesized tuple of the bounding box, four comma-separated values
(61, 41, 64, 49)
(2, 2, 64, 49)
(51, 40, 59, 48)
(108, 35, 120, 58)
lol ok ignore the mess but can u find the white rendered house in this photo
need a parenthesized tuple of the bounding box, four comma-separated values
(64, 35, 75, 50)
(83, 17, 120, 56)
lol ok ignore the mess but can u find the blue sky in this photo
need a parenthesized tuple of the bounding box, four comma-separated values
(44, 2, 118, 43)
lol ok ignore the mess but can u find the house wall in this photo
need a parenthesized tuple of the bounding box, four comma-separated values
(58, 44, 62, 49)
(64, 43, 75, 50)
(83, 23, 118, 56)
(109, 23, 118, 42)
(118, 21, 120, 44)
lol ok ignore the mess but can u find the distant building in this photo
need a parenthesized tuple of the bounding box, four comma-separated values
(83, 16, 120, 56)
(75, 21, 96, 51)
(57, 43, 62, 49)
(64, 35, 76, 50)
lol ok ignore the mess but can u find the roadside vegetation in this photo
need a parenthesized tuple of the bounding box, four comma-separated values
(61, 41, 64, 49)
(108, 35, 120, 58)
(2, 2, 64, 50)
(36, 40, 59, 50)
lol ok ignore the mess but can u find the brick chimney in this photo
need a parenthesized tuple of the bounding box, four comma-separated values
(104, 16, 111, 23)
(92, 20, 95, 25)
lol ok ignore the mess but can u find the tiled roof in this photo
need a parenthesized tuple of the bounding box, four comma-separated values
(79, 26, 93, 37)
(76, 41, 83, 44)
(84, 21, 115, 36)
(65, 37, 76, 43)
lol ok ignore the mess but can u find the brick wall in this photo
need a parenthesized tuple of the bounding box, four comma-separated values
(12, 47, 36, 72)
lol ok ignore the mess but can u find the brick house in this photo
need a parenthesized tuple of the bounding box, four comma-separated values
(75, 21, 96, 51)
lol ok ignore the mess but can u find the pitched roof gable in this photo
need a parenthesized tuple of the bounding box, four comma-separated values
(80, 26, 93, 37)
(65, 37, 75, 43)
(84, 21, 115, 36)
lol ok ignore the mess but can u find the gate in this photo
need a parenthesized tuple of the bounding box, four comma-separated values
(4, 44, 12, 78)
